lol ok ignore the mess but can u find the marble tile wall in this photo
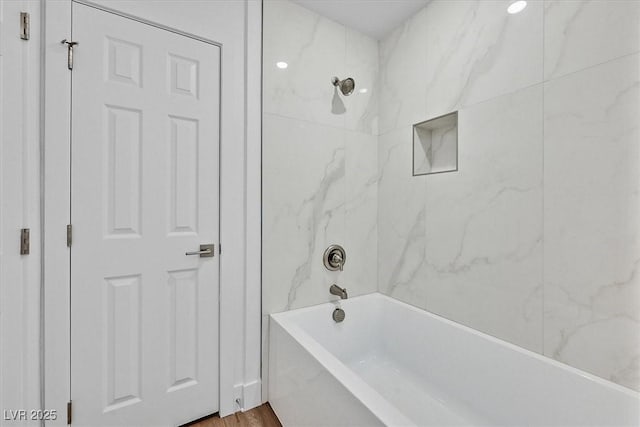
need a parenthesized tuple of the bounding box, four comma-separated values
(262, 0, 379, 316)
(540, 3, 640, 390)
(543, 53, 640, 391)
(263, 0, 640, 393)
(378, 0, 640, 391)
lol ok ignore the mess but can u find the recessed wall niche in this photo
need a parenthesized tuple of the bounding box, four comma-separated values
(413, 112, 458, 176)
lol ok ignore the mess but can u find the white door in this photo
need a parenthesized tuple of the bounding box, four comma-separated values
(70, 3, 220, 425)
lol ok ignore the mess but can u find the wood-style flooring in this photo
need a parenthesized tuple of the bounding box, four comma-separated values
(189, 403, 281, 427)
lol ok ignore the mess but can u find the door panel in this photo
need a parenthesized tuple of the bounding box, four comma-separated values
(71, 3, 220, 425)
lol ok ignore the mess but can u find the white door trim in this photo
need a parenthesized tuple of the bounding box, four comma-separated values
(0, 0, 43, 419)
(43, 1, 72, 423)
(242, 0, 263, 410)
(43, 0, 260, 421)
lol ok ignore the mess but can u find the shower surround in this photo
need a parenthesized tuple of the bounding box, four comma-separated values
(263, 0, 640, 393)
(377, 0, 640, 392)
(262, 0, 379, 315)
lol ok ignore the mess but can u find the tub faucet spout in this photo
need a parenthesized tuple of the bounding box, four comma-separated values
(330, 284, 348, 299)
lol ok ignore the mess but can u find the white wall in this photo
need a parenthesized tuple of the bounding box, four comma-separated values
(0, 0, 42, 423)
(378, 0, 640, 391)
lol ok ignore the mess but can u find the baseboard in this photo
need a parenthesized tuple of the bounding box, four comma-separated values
(229, 379, 262, 415)
(242, 379, 263, 411)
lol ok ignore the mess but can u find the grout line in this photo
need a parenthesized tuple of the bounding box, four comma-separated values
(262, 111, 377, 138)
(377, 80, 545, 139)
(378, 49, 640, 140)
(544, 49, 640, 84)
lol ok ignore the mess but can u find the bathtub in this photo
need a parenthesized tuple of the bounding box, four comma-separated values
(268, 293, 640, 426)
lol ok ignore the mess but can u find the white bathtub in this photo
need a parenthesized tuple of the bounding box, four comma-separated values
(268, 293, 640, 426)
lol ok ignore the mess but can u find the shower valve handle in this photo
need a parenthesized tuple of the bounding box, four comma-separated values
(323, 245, 346, 271)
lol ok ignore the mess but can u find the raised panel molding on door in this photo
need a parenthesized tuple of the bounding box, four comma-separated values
(70, 3, 220, 425)
(105, 105, 142, 236)
(169, 115, 199, 234)
(104, 274, 142, 411)
(106, 37, 142, 86)
(167, 268, 199, 391)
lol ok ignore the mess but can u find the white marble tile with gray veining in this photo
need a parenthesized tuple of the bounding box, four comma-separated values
(263, 0, 347, 128)
(263, 114, 346, 314)
(543, 53, 640, 391)
(422, 0, 543, 119)
(378, 7, 429, 135)
(263, 0, 640, 395)
(544, 0, 640, 81)
(419, 85, 544, 352)
(342, 131, 378, 297)
(262, 0, 380, 315)
(345, 28, 379, 135)
(377, 126, 429, 307)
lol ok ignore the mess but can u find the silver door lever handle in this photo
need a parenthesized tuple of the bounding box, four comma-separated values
(185, 249, 211, 255)
(185, 244, 214, 258)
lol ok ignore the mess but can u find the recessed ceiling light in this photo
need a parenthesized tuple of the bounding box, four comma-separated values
(359, 88, 368, 94)
(276, 61, 288, 69)
(507, 0, 527, 14)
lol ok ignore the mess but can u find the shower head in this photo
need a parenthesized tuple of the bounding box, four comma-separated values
(332, 76, 355, 96)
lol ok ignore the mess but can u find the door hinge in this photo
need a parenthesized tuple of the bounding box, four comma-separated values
(61, 39, 79, 70)
(67, 400, 72, 425)
(218, 244, 221, 255)
(66, 224, 72, 247)
(20, 12, 30, 40)
(20, 228, 30, 255)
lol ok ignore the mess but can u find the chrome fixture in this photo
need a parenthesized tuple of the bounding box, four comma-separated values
(332, 307, 346, 323)
(185, 244, 214, 258)
(20, 228, 30, 255)
(324, 244, 346, 271)
(61, 39, 79, 70)
(20, 12, 29, 40)
(331, 76, 355, 96)
(329, 284, 348, 300)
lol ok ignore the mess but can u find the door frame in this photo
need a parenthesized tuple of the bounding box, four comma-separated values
(43, 0, 261, 422)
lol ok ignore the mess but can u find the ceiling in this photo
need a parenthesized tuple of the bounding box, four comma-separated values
(291, 0, 430, 40)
